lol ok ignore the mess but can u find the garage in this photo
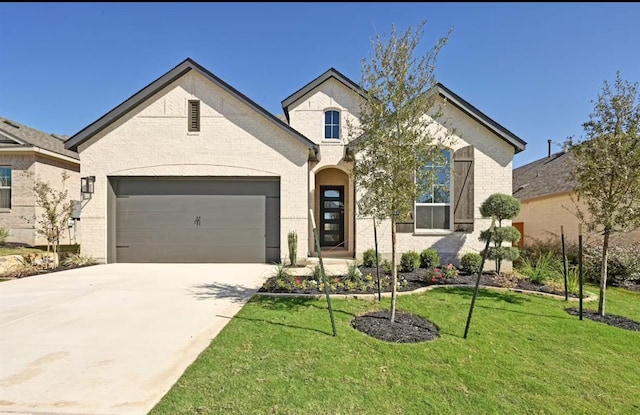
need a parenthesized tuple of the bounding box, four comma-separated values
(109, 177, 280, 263)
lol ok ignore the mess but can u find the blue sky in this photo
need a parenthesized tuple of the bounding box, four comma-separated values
(1, 2, 638, 167)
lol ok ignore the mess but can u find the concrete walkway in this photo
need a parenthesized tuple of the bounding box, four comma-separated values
(0, 263, 272, 415)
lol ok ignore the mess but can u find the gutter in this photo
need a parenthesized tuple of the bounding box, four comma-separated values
(0, 146, 80, 165)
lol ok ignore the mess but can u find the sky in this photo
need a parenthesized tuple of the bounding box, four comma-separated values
(1, 2, 638, 168)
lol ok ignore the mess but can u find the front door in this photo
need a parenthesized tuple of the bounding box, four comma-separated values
(319, 186, 344, 247)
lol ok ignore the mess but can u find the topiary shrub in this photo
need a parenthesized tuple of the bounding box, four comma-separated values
(400, 250, 420, 272)
(479, 193, 522, 273)
(362, 248, 379, 268)
(460, 252, 483, 275)
(420, 248, 440, 269)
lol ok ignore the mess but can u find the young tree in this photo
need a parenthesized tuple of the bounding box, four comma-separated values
(567, 72, 640, 316)
(478, 193, 521, 274)
(30, 172, 74, 266)
(350, 20, 453, 322)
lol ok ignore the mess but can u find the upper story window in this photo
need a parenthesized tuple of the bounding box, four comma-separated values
(324, 110, 340, 139)
(415, 150, 451, 230)
(188, 100, 200, 132)
(0, 167, 11, 209)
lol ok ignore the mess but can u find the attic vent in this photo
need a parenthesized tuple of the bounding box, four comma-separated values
(188, 100, 200, 132)
(3, 120, 19, 129)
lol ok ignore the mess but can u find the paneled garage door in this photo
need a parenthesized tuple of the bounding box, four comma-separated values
(111, 178, 280, 263)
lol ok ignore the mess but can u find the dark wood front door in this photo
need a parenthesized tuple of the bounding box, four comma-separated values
(319, 186, 345, 247)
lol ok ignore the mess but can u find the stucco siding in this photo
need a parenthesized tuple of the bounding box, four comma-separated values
(77, 71, 310, 263)
(515, 192, 640, 248)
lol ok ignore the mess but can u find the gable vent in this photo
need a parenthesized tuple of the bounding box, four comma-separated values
(188, 100, 200, 132)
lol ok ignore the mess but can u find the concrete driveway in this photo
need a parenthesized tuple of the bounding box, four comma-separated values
(0, 263, 273, 415)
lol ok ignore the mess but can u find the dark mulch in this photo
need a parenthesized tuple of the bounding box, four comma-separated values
(351, 310, 440, 343)
(565, 308, 640, 332)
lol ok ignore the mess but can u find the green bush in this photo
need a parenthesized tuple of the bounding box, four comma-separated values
(584, 243, 640, 287)
(381, 259, 393, 275)
(287, 231, 297, 266)
(271, 263, 294, 283)
(362, 248, 379, 268)
(62, 253, 97, 267)
(345, 262, 362, 281)
(419, 248, 440, 269)
(460, 252, 483, 275)
(400, 250, 420, 272)
(0, 227, 10, 244)
(516, 238, 581, 268)
(517, 252, 562, 284)
(479, 193, 521, 222)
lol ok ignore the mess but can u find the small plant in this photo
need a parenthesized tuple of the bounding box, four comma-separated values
(345, 262, 362, 281)
(517, 252, 562, 284)
(460, 252, 483, 275)
(271, 262, 294, 284)
(400, 250, 421, 272)
(425, 267, 444, 284)
(287, 230, 298, 266)
(381, 259, 392, 275)
(0, 227, 10, 244)
(420, 248, 440, 269)
(362, 248, 379, 268)
(442, 263, 459, 279)
(62, 253, 97, 268)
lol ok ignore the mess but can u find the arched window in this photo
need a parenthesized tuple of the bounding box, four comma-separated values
(415, 149, 452, 230)
(324, 110, 340, 139)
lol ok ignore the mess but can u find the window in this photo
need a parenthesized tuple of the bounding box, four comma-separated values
(188, 100, 200, 132)
(324, 110, 340, 139)
(416, 150, 451, 230)
(0, 167, 11, 209)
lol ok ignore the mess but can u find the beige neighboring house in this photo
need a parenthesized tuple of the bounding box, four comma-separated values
(512, 150, 640, 247)
(64, 58, 526, 266)
(0, 116, 80, 246)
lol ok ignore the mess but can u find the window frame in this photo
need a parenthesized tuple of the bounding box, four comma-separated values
(414, 149, 453, 232)
(0, 166, 11, 210)
(323, 109, 341, 140)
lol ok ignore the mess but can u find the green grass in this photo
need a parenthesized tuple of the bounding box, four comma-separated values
(151, 286, 640, 415)
(0, 247, 45, 256)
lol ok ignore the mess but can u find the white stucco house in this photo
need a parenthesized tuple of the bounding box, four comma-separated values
(64, 58, 526, 265)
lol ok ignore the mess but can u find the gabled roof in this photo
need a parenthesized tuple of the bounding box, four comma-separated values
(0, 116, 79, 160)
(513, 151, 576, 201)
(65, 58, 318, 158)
(280, 68, 368, 121)
(346, 83, 527, 154)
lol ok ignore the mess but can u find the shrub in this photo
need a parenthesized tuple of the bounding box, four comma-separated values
(584, 242, 640, 287)
(517, 252, 562, 284)
(419, 248, 439, 269)
(0, 227, 10, 244)
(362, 248, 379, 268)
(479, 193, 521, 222)
(271, 263, 294, 284)
(460, 252, 483, 275)
(516, 237, 581, 268)
(380, 259, 392, 275)
(400, 250, 420, 272)
(345, 262, 362, 281)
(287, 231, 298, 266)
(442, 263, 459, 279)
(62, 253, 97, 268)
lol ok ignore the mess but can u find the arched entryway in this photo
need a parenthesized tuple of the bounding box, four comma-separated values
(313, 167, 352, 256)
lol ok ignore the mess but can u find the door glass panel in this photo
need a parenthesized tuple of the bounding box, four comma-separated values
(324, 212, 340, 220)
(324, 223, 340, 231)
(323, 234, 340, 242)
(324, 201, 342, 209)
(324, 190, 340, 198)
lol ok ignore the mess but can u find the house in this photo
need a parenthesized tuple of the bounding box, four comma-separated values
(64, 58, 526, 265)
(513, 149, 640, 247)
(0, 116, 81, 246)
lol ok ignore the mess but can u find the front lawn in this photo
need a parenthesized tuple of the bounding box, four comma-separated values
(151, 286, 640, 415)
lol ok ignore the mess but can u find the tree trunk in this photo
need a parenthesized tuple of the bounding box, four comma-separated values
(390, 217, 397, 323)
(598, 230, 610, 316)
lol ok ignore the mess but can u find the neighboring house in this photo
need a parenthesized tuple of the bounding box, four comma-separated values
(0, 116, 80, 246)
(64, 58, 526, 265)
(512, 150, 640, 247)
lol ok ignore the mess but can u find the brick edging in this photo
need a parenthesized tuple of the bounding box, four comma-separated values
(255, 284, 598, 302)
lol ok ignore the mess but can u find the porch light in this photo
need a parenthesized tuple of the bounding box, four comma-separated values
(81, 176, 95, 195)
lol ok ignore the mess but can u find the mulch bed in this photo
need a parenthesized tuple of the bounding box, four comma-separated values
(351, 310, 440, 343)
(0, 263, 97, 280)
(564, 308, 640, 332)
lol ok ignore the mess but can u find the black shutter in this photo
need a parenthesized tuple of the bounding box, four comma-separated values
(188, 100, 200, 132)
(453, 145, 474, 232)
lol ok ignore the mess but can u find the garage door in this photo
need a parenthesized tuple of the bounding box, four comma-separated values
(111, 178, 280, 263)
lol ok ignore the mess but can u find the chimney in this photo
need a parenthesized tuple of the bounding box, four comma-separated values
(548, 139, 552, 158)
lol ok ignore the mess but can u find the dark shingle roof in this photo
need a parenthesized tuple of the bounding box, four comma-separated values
(513, 151, 576, 201)
(0, 116, 79, 160)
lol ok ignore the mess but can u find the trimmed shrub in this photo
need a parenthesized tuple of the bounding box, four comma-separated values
(460, 252, 483, 275)
(287, 231, 297, 266)
(400, 250, 420, 272)
(362, 248, 379, 268)
(419, 248, 440, 269)
(381, 259, 392, 275)
(479, 193, 521, 223)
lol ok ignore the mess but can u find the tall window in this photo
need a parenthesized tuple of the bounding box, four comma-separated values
(415, 150, 451, 230)
(0, 167, 11, 209)
(324, 110, 340, 139)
